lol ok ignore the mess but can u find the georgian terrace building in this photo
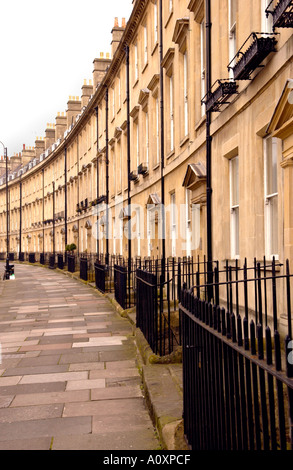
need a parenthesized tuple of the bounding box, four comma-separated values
(0, 0, 293, 284)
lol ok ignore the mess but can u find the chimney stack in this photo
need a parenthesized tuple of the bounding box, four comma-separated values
(81, 79, 94, 108)
(111, 17, 126, 57)
(55, 112, 67, 140)
(66, 96, 81, 128)
(22, 145, 36, 164)
(9, 152, 22, 172)
(45, 124, 56, 150)
(35, 137, 46, 159)
(93, 52, 112, 90)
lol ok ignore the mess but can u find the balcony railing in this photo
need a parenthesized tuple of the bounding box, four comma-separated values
(96, 195, 106, 205)
(228, 32, 278, 80)
(137, 163, 148, 175)
(202, 80, 238, 113)
(266, 0, 293, 29)
(129, 170, 138, 181)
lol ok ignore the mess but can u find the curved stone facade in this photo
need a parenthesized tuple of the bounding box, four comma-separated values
(0, 0, 292, 270)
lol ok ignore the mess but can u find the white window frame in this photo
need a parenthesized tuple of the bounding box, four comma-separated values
(135, 119, 140, 168)
(229, 156, 239, 259)
(261, 0, 273, 34)
(171, 192, 176, 257)
(113, 217, 116, 255)
(112, 87, 115, 119)
(118, 76, 121, 109)
(183, 51, 188, 136)
(145, 111, 149, 166)
(170, 74, 174, 151)
(156, 97, 160, 165)
(200, 20, 206, 117)
(119, 218, 123, 255)
(154, 1, 158, 45)
(134, 42, 138, 81)
(264, 136, 279, 259)
(185, 188, 192, 257)
(228, 0, 237, 79)
(136, 207, 141, 257)
(147, 208, 152, 257)
(144, 23, 148, 65)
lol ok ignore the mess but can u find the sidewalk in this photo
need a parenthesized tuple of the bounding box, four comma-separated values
(0, 262, 187, 450)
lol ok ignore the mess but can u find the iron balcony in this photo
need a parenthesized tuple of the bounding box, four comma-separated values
(129, 170, 138, 181)
(266, 0, 293, 29)
(137, 163, 148, 175)
(228, 32, 278, 80)
(202, 80, 238, 113)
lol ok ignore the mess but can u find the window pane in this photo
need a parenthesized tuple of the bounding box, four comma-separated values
(233, 206, 239, 257)
(231, 156, 239, 206)
(230, 0, 237, 29)
(266, 137, 278, 195)
(269, 195, 278, 255)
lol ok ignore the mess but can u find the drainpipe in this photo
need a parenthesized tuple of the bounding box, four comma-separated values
(77, 135, 80, 258)
(52, 181, 55, 259)
(19, 176, 22, 258)
(126, 44, 132, 301)
(206, 0, 213, 301)
(42, 168, 44, 258)
(105, 87, 109, 266)
(5, 148, 9, 268)
(95, 106, 99, 259)
(64, 146, 68, 261)
(160, 0, 165, 279)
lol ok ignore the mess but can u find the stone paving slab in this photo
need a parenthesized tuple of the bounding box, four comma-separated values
(0, 263, 159, 450)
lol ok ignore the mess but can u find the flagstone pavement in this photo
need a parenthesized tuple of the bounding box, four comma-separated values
(0, 262, 160, 450)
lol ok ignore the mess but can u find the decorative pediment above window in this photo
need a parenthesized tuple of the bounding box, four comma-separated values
(182, 162, 206, 191)
(267, 79, 293, 140)
(109, 137, 116, 147)
(161, 48, 175, 76)
(147, 193, 161, 206)
(100, 215, 106, 226)
(130, 105, 140, 119)
(138, 88, 150, 108)
(121, 120, 127, 132)
(147, 74, 160, 93)
(85, 220, 92, 229)
(114, 127, 122, 139)
(119, 207, 130, 220)
(187, 0, 204, 23)
(172, 18, 189, 49)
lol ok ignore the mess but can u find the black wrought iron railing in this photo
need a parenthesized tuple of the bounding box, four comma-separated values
(136, 268, 182, 357)
(67, 254, 75, 273)
(265, 0, 293, 29)
(79, 258, 88, 281)
(202, 79, 238, 113)
(94, 261, 107, 293)
(228, 32, 278, 80)
(28, 253, 36, 264)
(180, 257, 293, 450)
(57, 254, 64, 270)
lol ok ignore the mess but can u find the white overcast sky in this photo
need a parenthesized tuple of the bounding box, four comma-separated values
(0, 0, 133, 157)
